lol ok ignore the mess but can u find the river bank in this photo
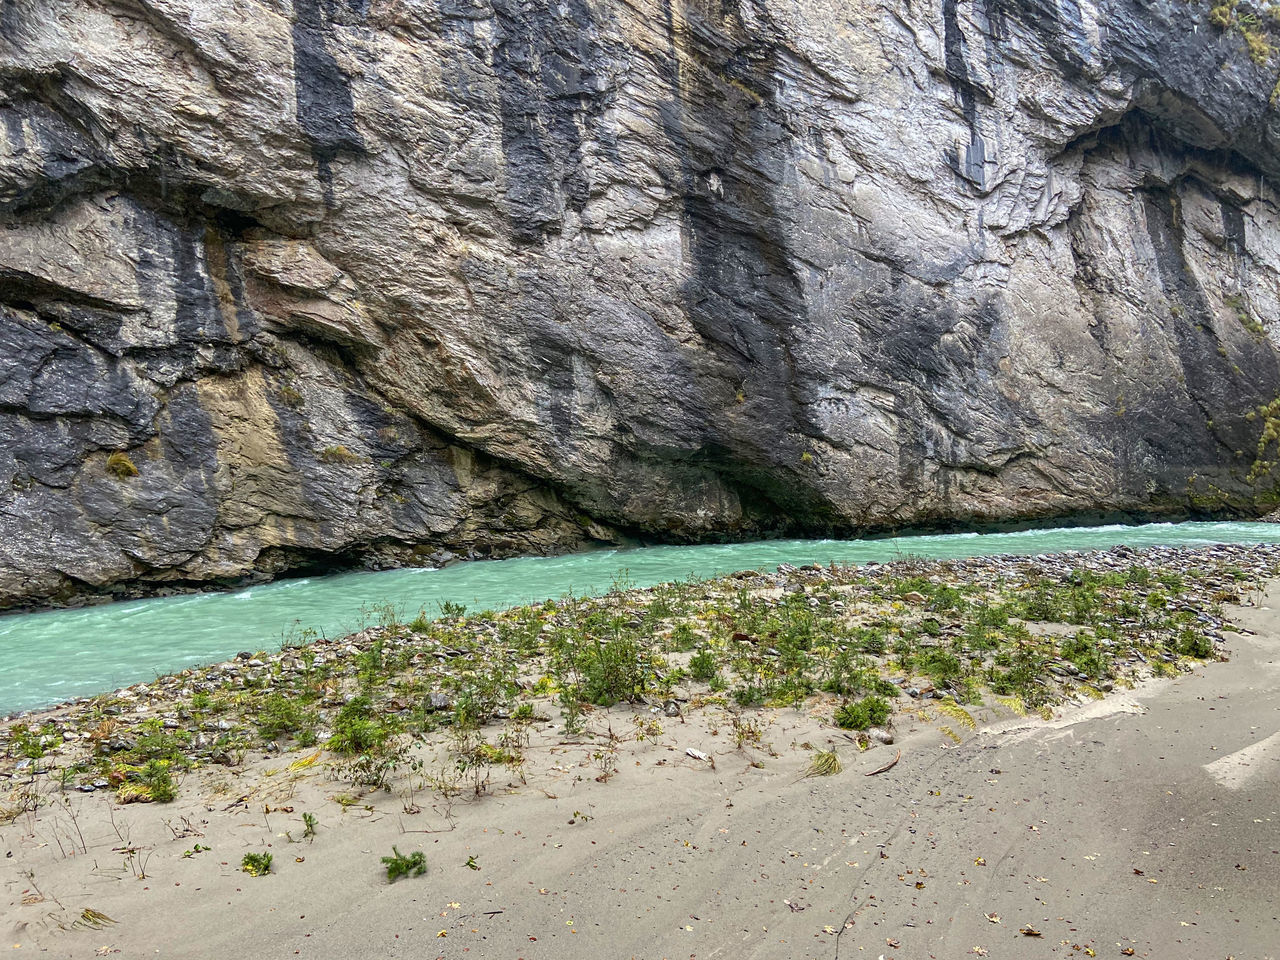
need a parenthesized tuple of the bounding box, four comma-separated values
(3, 542, 1279, 957)
(4, 519, 1279, 717)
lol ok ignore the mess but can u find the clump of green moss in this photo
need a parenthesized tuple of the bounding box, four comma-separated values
(319, 445, 360, 464)
(1225, 293, 1265, 337)
(105, 452, 139, 479)
(1245, 396, 1280, 485)
(1209, 0, 1275, 65)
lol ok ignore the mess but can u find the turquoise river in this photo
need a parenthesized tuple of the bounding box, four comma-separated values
(2, 520, 1277, 715)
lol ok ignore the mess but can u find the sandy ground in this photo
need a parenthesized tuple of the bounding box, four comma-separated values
(3, 591, 1279, 960)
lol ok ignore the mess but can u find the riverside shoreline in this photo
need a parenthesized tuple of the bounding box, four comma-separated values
(3, 542, 1279, 958)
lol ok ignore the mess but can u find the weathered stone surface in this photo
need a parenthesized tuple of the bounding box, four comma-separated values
(2, 0, 1280, 606)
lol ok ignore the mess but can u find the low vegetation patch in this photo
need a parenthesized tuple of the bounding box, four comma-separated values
(1, 543, 1275, 808)
(381, 847, 426, 882)
(105, 452, 139, 479)
(241, 852, 273, 877)
(318, 445, 360, 464)
(835, 695, 892, 731)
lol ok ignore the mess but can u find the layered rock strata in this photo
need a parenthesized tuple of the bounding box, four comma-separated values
(2, 0, 1279, 605)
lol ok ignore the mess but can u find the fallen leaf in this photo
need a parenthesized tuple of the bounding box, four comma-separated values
(1121, 949, 1135, 956)
(974, 857, 986, 866)
(1020, 926, 1043, 937)
(985, 913, 1001, 924)
(886, 938, 901, 948)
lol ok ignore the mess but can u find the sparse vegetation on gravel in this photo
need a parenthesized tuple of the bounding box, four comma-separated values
(2, 543, 1277, 812)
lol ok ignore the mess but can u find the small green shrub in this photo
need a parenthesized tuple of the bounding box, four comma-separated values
(8, 724, 51, 761)
(1017, 585, 1066, 621)
(821, 651, 899, 697)
(1174, 627, 1213, 658)
(381, 847, 426, 882)
(328, 696, 393, 755)
(732, 684, 766, 707)
(689, 648, 718, 682)
(129, 719, 191, 767)
(668, 622, 699, 651)
(257, 693, 317, 743)
(241, 852, 273, 877)
(139, 760, 177, 803)
(834, 695, 891, 731)
(1059, 632, 1106, 677)
(582, 636, 647, 706)
(917, 648, 963, 686)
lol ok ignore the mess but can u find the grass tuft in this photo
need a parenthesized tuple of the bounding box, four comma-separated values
(994, 695, 1027, 717)
(936, 698, 977, 730)
(805, 749, 842, 777)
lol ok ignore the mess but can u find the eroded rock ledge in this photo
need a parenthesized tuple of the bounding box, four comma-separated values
(3, 0, 1280, 606)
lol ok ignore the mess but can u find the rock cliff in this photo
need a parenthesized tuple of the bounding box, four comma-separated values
(3, 0, 1280, 606)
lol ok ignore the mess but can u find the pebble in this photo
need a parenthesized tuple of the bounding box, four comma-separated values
(426, 692, 452, 711)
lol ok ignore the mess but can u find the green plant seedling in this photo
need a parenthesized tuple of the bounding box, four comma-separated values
(241, 852, 273, 877)
(382, 846, 426, 882)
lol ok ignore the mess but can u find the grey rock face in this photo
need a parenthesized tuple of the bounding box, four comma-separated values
(2, 0, 1279, 606)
